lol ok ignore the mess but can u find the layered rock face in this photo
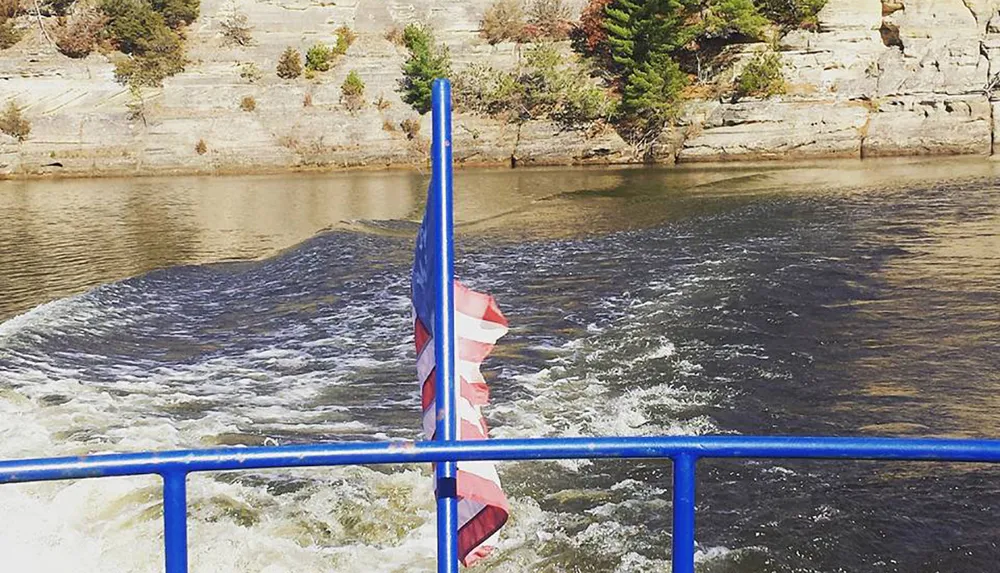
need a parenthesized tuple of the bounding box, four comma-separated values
(679, 0, 998, 161)
(0, 0, 998, 177)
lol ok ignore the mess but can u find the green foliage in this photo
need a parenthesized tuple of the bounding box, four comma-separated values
(0, 100, 30, 141)
(305, 43, 332, 72)
(101, 0, 166, 53)
(150, 0, 198, 28)
(757, 0, 826, 30)
(455, 44, 616, 128)
(341, 70, 365, 111)
(735, 49, 785, 99)
(113, 52, 185, 86)
(332, 24, 355, 55)
(454, 63, 525, 116)
(602, 0, 694, 131)
(523, 43, 616, 125)
(276, 46, 302, 79)
(480, 0, 525, 44)
(97, 0, 195, 85)
(621, 51, 686, 122)
(398, 23, 451, 114)
(700, 0, 769, 40)
(42, 0, 77, 16)
(341, 70, 364, 97)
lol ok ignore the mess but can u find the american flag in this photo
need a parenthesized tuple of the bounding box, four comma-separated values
(412, 184, 510, 566)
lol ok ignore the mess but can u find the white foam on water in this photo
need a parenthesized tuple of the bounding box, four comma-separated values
(0, 228, 740, 573)
(0, 285, 448, 572)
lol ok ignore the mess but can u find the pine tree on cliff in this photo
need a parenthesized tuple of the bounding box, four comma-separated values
(603, 0, 691, 130)
(399, 24, 452, 115)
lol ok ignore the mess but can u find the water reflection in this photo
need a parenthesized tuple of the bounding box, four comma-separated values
(1, 158, 999, 321)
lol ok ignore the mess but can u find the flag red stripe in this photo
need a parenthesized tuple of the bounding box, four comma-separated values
(415, 280, 508, 566)
(462, 379, 489, 405)
(421, 375, 489, 411)
(456, 470, 510, 566)
(415, 318, 431, 355)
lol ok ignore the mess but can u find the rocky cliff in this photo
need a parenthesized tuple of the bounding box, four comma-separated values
(1, 0, 999, 177)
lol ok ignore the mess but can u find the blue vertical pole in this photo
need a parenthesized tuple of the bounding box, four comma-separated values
(672, 454, 697, 573)
(431, 78, 460, 573)
(162, 471, 189, 573)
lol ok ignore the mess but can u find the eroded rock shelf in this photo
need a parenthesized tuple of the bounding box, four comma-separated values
(3, 0, 1000, 177)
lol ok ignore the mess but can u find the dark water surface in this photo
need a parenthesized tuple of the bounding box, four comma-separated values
(0, 159, 998, 572)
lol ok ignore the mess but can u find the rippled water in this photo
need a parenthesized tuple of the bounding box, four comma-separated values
(0, 159, 999, 572)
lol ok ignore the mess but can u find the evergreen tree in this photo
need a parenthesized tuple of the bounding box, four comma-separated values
(398, 24, 452, 114)
(604, 0, 692, 128)
(622, 52, 687, 121)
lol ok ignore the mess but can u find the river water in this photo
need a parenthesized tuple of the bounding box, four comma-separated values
(0, 159, 998, 572)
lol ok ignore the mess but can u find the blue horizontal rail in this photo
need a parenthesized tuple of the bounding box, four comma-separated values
(2, 436, 1000, 573)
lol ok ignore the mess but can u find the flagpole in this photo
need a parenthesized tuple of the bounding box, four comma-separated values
(430, 78, 460, 573)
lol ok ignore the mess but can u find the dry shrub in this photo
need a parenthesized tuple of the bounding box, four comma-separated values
(374, 93, 390, 110)
(400, 117, 420, 139)
(332, 24, 355, 55)
(574, 0, 612, 54)
(195, 139, 207, 154)
(237, 61, 261, 83)
(276, 46, 302, 79)
(528, 0, 571, 40)
(384, 25, 404, 45)
(125, 82, 146, 123)
(0, 0, 20, 20)
(277, 134, 299, 149)
(382, 119, 396, 132)
(0, 19, 20, 49)
(0, 0, 22, 50)
(220, 7, 253, 47)
(302, 92, 312, 107)
(0, 100, 30, 141)
(481, 0, 526, 44)
(55, 4, 108, 58)
(239, 95, 256, 111)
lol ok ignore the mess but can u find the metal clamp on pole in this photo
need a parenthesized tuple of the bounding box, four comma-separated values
(430, 78, 460, 573)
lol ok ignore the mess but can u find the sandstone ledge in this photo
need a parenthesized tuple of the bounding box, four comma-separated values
(3, 0, 1000, 178)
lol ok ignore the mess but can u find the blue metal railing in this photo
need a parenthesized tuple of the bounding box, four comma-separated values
(5, 79, 999, 572)
(2, 436, 1000, 572)
(0, 436, 1000, 573)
